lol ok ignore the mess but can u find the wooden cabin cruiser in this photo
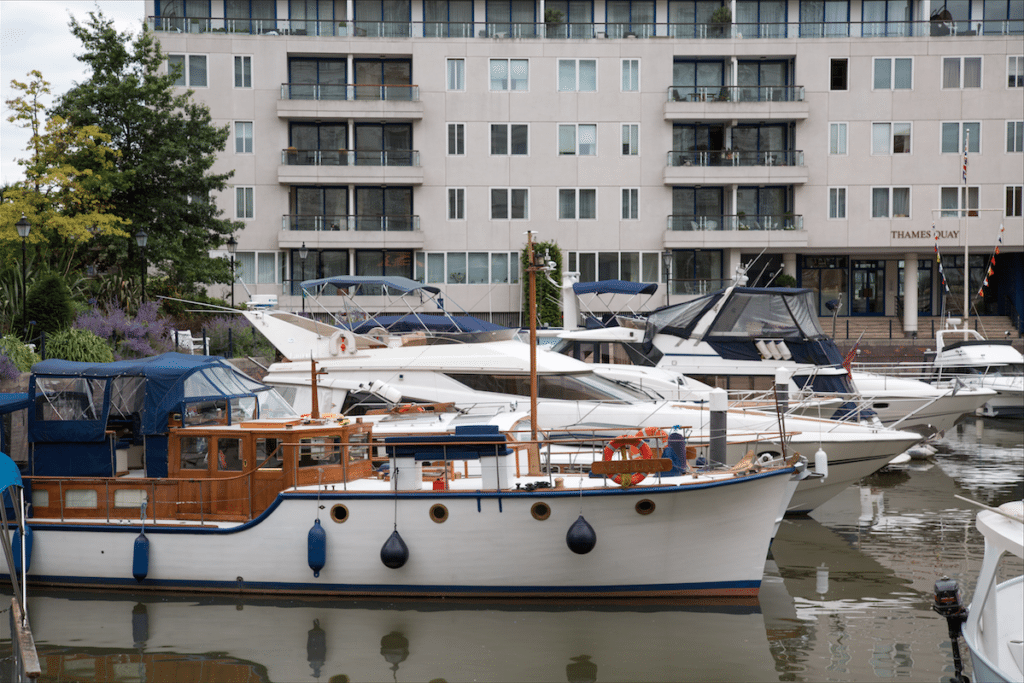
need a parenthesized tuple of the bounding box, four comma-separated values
(0, 353, 811, 598)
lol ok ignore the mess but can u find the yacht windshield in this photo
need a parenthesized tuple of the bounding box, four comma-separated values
(446, 372, 654, 402)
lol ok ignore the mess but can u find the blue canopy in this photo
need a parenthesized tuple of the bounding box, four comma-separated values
(0, 453, 22, 490)
(345, 314, 507, 334)
(301, 275, 441, 295)
(573, 280, 658, 296)
(0, 393, 31, 415)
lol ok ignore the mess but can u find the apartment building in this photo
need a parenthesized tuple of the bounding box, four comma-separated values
(146, 0, 1024, 331)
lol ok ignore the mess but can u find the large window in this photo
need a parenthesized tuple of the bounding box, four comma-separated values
(491, 188, 529, 219)
(545, 0, 594, 38)
(225, 0, 277, 32)
(871, 187, 911, 218)
(736, 60, 790, 101)
(156, 0, 212, 32)
(288, 58, 346, 100)
(485, 0, 537, 36)
(672, 59, 725, 100)
(355, 186, 414, 230)
(491, 124, 529, 155)
(672, 186, 725, 229)
(985, 4, 1023, 35)
(568, 251, 663, 283)
(291, 249, 349, 295)
(941, 122, 981, 153)
(862, 0, 911, 37)
(168, 54, 208, 87)
(736, 186, 790, 228)
(236, 252, 281, 285)
(289, 0, 346, 36)
(559, 189, 597, 219)
(354, 58, 412, 100)
(355, 123, 413, 165)
(559, 124, 597, 155)
(425, 0, 473, 36)
(353, 0, 412, 36)
(558, 59, 597, 91)
(736, 0, 788, 38)
(667, 0, 724, 38)
(419, 252, 519, 284)
(606, 0, 656, 37)
(355, 250, 414, 280)
(873, 57, 912, 90)
(943, 57, 983, 88)
(490, 59, 529, 91)
(871, 122, 911, 154)
(289, 122, 348, 165)
(800, 0, 848, 37)
(290, 186, 348, 230)
(940, 186, 979, 217)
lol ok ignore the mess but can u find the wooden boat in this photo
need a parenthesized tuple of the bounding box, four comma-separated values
(0, 353, 809, 598)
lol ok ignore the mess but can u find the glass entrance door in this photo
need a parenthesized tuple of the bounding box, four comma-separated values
(851, 260, 885, 315)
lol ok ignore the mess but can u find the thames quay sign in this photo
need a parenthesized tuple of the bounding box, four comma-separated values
(891, 230, 959, 239)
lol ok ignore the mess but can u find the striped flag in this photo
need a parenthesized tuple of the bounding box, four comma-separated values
(962, 131, 969, 183)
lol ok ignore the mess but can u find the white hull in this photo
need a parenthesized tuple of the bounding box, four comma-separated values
(5, 469, 797, 598)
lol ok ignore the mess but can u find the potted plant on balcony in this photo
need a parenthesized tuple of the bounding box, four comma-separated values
(709, 6, 731, 38)
(783, 211, 794, 229)
(737, 210, 748, 230)
(545, 8, 566, 36)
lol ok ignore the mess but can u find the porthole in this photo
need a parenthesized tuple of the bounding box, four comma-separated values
(531, 502, 551, 521)
(330, 504, 349, 523)
(429, 504, 449, 523)
(635, 499, 655, 516)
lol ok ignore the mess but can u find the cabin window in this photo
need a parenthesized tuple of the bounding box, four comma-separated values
(31, 490, 49, 508)
(180, 436, 210, 470)
(300, 437, 342, 467)
(66, 489, 98, 508)
(184, 400, 228, 426)
(230, 396, 257, 423)
(257, 438, 284, 468)
(217, 438, 244, 471)
(114, 489, 148, 508)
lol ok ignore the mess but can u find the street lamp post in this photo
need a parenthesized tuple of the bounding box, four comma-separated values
(227, 236, 237, 308)
(16, 214, 31, 333)
(299, 242, 308, 314)
(135, 230, 148, 304)
(662, 249, 673, 307)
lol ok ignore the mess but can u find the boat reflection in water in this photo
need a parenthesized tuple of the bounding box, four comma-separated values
(7, 590, 782, 683)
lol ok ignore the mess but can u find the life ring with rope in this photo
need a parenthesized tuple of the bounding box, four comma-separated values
(602, 432, 654, 486)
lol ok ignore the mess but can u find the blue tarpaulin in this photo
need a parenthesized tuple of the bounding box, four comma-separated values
(345, 314, 507, 334)
(572, 280, 658, 296)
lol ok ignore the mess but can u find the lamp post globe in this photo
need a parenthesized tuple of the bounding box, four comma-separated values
(16, 214, 31, 334)
(135, 230, 148, 304)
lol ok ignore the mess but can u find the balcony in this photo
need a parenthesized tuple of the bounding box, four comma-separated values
(665, 214, 808, 248)
(278, 149, 423, 185)
(149, 16, 1024, 39)
(665, 85, 808, 123)
(277, 84, 422, 121)
(281, 215, 423, 250)
(664, 149, 807, 185)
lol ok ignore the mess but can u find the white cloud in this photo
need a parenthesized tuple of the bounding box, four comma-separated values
(1, 1, 145, 185)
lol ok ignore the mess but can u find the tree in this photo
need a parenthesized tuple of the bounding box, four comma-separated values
(50, 11, 239, 293)
(521, 240, 563, 327)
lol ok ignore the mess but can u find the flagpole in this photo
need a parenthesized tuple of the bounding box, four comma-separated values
(962, 129, 969, 325)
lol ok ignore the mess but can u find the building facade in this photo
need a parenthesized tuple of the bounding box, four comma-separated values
(146, 0, 1024, 331)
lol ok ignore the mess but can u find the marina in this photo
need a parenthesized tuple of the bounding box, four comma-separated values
(1, 415, 1019, 681)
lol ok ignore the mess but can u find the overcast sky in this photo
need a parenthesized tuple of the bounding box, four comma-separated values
(1, 1, 145, 185)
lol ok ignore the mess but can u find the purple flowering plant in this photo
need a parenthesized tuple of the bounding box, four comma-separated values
(75, 302, 173, 360)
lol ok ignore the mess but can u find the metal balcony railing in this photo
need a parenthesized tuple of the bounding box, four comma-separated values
(667, 214, 803, 231)
(283, 215, 420, 232)
(667, 85, 805, 103)
(667, 149, 804, 167)
(150, 16, 1023, 39)
(280, 84, 419, 102)
(281, 149, 420, 166)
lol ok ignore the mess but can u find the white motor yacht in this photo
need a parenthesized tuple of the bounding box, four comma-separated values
(930, 322, 1024, 418)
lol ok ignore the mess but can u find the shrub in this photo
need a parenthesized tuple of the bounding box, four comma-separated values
(76, 302, 173, 359)
(0, 354, 20, 383)
(0, 335, 42, 372)
(23, 273, 75, 338)
(202, 315, 276, 359)
(773, 273, 798, 288)
(45, 327, 115, 363)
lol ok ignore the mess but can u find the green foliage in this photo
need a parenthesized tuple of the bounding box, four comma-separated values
(0, 335, 41, 372)
(710, 6, 732, 23)
(521, 241, 563, 328)
(545, 8, 565, 23)
(773, 273, 798, 288)
(44, 327, 114, 363)
(23, 272, 74, 337)
(202, 316, 276, 359)
(49, 11, 240, 292)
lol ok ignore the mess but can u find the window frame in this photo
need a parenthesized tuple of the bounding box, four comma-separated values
(558, 188, 598, 220)
(168, 53, 209, 88)
(1009, 56, 1024, 88)
(489, 58, 529, 91)
(447, 122, 465, 155)
(235, 186, 255, 220)
(447, 187, 465, 220)
(942, 56, 983, 89)
(236, 251, 282, 285)
(872, 57, 913, 91)
(829, 122, 848, 155)
(830, 58, 848, 90)
(234, 55, 252, 89)
(234, 121, 254, 154)
(447, 58, 465, 91)
(621, 123, 639, 155)
(870, 186, 911, 218)
(559, 123, 598, 156)
(621, 59, 640, 92)
(940, 186, 980, 218)
(1006, 185, 1023, 217)
(490, 123, 529, 156)
(621, 187, 639, 220)
(829, 187, 847, 219)
(558, 59, 597, 92)
(941, 121, 981, 154)
(871, 121, 912, 155)
(1007, 120, 1024, 153)
(490, 187, 529, 220)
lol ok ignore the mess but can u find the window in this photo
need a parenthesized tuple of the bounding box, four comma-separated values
(829, 122, 847, 155)
(622, 59, 640, 91)
(941, 186, 980, 217)
(1010, 56, 1024, 88)
(622, 188, 639, 219)
(1007, 121, 1024, 152)
(621, 124, 639, 155)
(168, 54, 208, 87)
(943, 57, 982, 88)
(871, 122, 911, 154)
(447, 123, 465, 155)
(873, 57, 912, 90)
(801, 1, 849, 37)
(490, 59, 528, 91)
(355, 250, 414, 280)
(558, 59, 597, 92)
(871, 187, 910, 218)
(288, 57, 347, 100)
(448, 188, 465, 220)
(236, 187, 254, 219)
(559, 124, 597, 155)
(941, 122, 981, 153)
(829, 187, 847, 219)
(418, 252, 519, 285)
(447, 58, 464, 90)
(1007, 186, 1023, 217)
(830, 58, 848, 90)
(491, 188, 528, 219)
(606, 0, 656, 37)
(559, 189, 597, 219)
(236, 252, 281, 285)
(235, 121, 253, 154)
(355, 186, 414, 231)
(234, 55, 252, 88)
(490, 124, 529, 155)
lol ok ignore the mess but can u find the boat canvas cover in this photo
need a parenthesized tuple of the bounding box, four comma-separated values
(28, 353, 266, 442)
(572, 280, 659, 296)
(301, 275, 441, 296)
(345, 314, 507, 334)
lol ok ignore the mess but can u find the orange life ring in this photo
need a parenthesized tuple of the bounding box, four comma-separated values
(397, 404, 425, 414)
(602, 433, 653, 486)
(633, 427, 668, 454)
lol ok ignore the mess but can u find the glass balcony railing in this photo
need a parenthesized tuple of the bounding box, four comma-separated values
(280, 84, 419, 101)
(667, 149, 804, 167)
(148, 16, 1024, 39)
(281, 149, 420, 166)
(283, 215, 420, 232)
(667, 85, 805, 103)
(667, 214, 803, 231)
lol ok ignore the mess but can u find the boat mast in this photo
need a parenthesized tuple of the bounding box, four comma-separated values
(526, 231, 539, 447)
